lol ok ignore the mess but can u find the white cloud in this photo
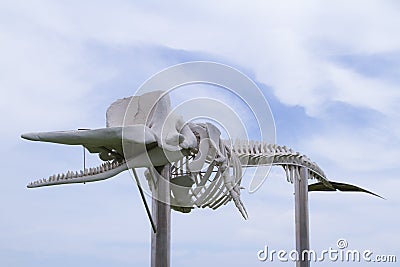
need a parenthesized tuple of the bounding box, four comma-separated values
(328, 64, 399, 116)
(301, 127, 400, 172)
(3, 0, 399, 117)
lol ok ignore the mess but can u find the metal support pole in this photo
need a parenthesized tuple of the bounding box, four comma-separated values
(151, 164, 171, 267)
(294, 167, 310, 267)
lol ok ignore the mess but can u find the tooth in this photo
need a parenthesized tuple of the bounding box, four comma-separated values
(84, 169, 88, 176)
(57, 174, 60, 180)
(75, 171, 78, 178)
(100, 166, 104, 172)
(43, 178, 47, 183)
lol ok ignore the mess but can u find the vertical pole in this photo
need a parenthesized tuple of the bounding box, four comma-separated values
(83, 146, 86, 170)
(151, 164, 171, 267)
(294, 167, 310, 267)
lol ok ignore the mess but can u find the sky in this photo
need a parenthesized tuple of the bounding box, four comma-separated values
(1, 0, 399, 266)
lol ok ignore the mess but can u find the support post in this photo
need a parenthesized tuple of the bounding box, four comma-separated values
(151, 164, 171, 267)
(294, 167, 310, 267)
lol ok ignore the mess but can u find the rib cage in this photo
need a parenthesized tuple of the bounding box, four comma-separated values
(168, 152, 242, 213)
(164, 139, 330, 215)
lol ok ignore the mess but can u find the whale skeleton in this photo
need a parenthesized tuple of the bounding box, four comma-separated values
(21, 91, 382, 220)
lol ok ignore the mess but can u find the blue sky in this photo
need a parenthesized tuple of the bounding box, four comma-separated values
(1, 1, 399, 266)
